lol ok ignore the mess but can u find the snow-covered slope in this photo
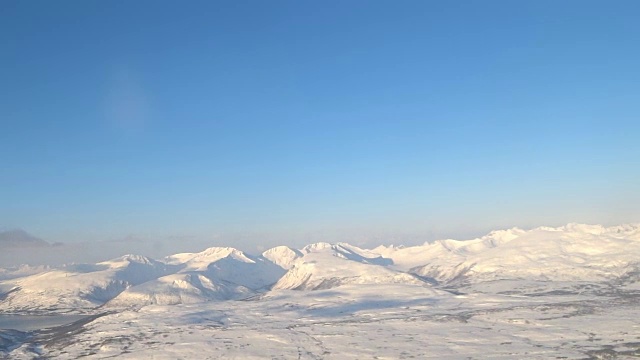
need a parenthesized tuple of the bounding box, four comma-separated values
(0, 265, 51, 281)
(166, 247, 252, 271)
(165, 246, 285, 289)
(0, 255, 172, 312)
(262, 246, 303, 269)
(373, 227, 527, 272)
(2, 223, 639, 312)
(272, 242, 426, 290)
(302, 242, 393, 266)
(107, 272, 254, 306)
(107, 247, 285, 307)
(19, 281, 639, 360)
(390, 224, 640, 285)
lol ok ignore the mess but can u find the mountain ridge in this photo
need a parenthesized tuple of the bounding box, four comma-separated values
(1, 223, 638, 313)
(0, 229, 50, 248)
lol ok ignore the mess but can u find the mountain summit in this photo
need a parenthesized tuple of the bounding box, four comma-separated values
(0, 229, 49, 248)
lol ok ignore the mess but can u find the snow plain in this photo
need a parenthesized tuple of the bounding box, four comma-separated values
(1, 223, 640, 359)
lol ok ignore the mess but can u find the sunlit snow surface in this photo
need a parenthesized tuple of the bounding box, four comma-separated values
(2, 223, 640, 359)
(7, 285, 640, 359)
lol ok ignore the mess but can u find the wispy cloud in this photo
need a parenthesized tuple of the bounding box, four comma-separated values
(104, 66, 150, 135)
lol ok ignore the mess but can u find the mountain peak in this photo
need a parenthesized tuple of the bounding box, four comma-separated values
(302, 242, 334, 253)
(99, 254, 160, 268)
(0, 229, 50, 248)
(262, 246, 303, 269)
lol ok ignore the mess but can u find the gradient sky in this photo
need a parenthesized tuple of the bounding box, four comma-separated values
(1, 1, 639, 252)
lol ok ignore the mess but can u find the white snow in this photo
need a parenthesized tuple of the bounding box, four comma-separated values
(0, 255, 172, 312)
(1, 222, 640, 359)
(272, 243, 424, 290)
(261, 246, 303, 269)
(108, 247, 285, 307)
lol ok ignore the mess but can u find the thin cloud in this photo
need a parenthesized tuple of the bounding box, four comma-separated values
(104, 66, 150, 135)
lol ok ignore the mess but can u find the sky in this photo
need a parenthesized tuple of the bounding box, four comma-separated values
(1, 1, 639, 256)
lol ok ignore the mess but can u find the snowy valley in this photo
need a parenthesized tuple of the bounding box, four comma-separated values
(1, 223, 640, 359)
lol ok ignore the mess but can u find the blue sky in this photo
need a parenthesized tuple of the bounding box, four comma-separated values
(1, 1, 639, 251)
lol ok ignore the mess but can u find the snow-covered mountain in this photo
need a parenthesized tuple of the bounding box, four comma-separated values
(0, 255, 172, 312)
(272, 242, 427, 290)
(376, 224, 640, 286)
(1, 223, 639, 313)
(165, 246, 284, 289)
(262, 246, 303, 269)
(0, 265, 51, 281)
(106, 272, 255, 306)
(107, 247, 285, 306)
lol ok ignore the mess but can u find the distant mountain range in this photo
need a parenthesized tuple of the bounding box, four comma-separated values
(0, 223, 639, 313)
(0, 229, 50, 248)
